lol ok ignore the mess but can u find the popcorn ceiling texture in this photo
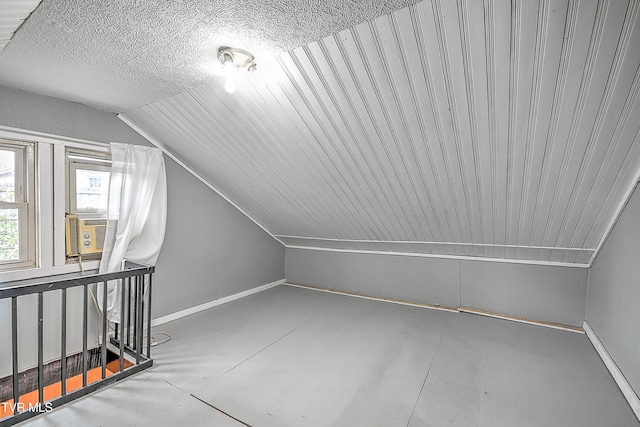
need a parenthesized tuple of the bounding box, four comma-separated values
(0, 0, 419, 112)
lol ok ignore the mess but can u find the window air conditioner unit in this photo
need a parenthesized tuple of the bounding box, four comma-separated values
(65, 214, 107, 256)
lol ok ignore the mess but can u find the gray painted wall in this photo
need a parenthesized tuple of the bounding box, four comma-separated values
(0, 84, 285, 318)
(587, 186, 640, 396)
(285, 249, 460, 308)
(156, 159, 284, 316)
(286, 248, 587, 327)
(460, 261, 586, 327)
(0, 84, 145, 144)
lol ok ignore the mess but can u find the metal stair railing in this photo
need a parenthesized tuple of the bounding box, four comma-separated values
(0, 261, 154, 426)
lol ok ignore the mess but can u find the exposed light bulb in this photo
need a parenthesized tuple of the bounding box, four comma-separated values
(224, 78, 237, 93)
(217, 47, 260, 94)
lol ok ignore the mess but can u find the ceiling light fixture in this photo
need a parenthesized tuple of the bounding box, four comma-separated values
(218, 47, 257, 94)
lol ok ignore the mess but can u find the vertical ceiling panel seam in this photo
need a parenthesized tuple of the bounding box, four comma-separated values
(431, 0, 475, 247)
(284, 50, 381, 238)
(244, 81, 373, 235)
(342, 26, 426, 240)
(292, 45, 396, 239)
(314, 37, 413, 240)
(173, 89, 324, 224)
(456, 0, 486, 245)
(529, 0, 579, 251)
(541, 0, 608, 245)
(569, 59, 640, 249)
(118, 113, 290, 242)
(126, 105, 295, 232)
(394, 6, 456, 244)
(378, 13, 444, 241)
(189, 86, 342, 234)
(373, 14, 446, 241)
(251, 79, 375, 236)
(483, 0, 498, 248)
(582, 125, 640, 249)
(277, 52, 397, 239)
(234, 96, 350, 236)
(162, 92, 324, 233)
(275, 53, 390, 239)
(351, 24, 431, 241)
(556, 0, 638, 249)
(329, 34, 420, 240)
(252, 72, 368, 236)
(149, 96, 307, 231)
(505, 0, 522, 248)
(313, 40, 415, 240)
(517, 0, 549, 245)
(488, 1, 512, 259)
(410, 2, 466, 248)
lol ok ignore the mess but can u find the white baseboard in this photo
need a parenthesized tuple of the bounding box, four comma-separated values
(151, 279, 285, 327)
(584, 321, 640, 421)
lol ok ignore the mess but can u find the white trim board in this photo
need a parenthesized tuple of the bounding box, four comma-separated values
(283, 282, 459, 313)
(458, 307, 585, 334)
(0, 124, 110, 151)
(150, 279, 285, 327)
(278, 235, 594, 252)
(583, 321, 640, 421)
(283, 283, 588, 335)
(285, 245, 591, 268)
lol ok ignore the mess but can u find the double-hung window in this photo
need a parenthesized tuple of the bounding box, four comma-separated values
(65, 150, 111, 260)
(0, 139, 35, 270)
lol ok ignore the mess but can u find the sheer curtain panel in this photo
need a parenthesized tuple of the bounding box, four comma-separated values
(98, 143, 167, 322)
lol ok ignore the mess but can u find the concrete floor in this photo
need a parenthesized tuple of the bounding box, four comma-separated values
(19, 284, 639, 426)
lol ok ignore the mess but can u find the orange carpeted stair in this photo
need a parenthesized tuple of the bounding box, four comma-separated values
(1, 359, 132, 419)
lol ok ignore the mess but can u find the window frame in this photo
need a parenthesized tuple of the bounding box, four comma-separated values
(65, 149, 112, 262)
(66, 154, 111, 218)
(0, 126, 112, 282)
(0, 139, 36, 271)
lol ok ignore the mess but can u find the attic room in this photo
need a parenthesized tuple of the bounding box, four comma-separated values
(0, 0, 639, 425)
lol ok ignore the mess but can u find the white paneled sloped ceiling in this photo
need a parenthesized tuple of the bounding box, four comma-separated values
(1, 0, 639, 267)
(0, 0, 41, 52)
(121, 0, 640, 267)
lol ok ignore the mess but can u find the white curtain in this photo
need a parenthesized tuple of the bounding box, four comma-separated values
(98, 143, 167, 323)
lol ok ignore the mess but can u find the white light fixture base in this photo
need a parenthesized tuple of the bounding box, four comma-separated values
(218, 47, 257, 93)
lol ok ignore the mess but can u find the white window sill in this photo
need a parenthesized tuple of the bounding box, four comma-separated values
(0, 260, 101, 285)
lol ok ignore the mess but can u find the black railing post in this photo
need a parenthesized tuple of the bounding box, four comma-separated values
(146, 274, 153, 358)
(133, 275, 138, 352)
(101, 281, 108, 379)
(136, 274, 143, 365)
(61, 288, 67, 396)
(37, 292, 44, 404)
(125, 277, 131, 348)
(82, 284, 88, 387)
(11, 296, 19, 413)
(119, 280, 126, 373)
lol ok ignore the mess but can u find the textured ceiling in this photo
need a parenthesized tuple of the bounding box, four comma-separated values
(0, 0, 419, 112)
(122, 0, 640, 266)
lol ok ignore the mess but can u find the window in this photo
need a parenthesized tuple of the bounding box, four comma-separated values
(0, 139, 35, 270)
(66, 150, 111, 260)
